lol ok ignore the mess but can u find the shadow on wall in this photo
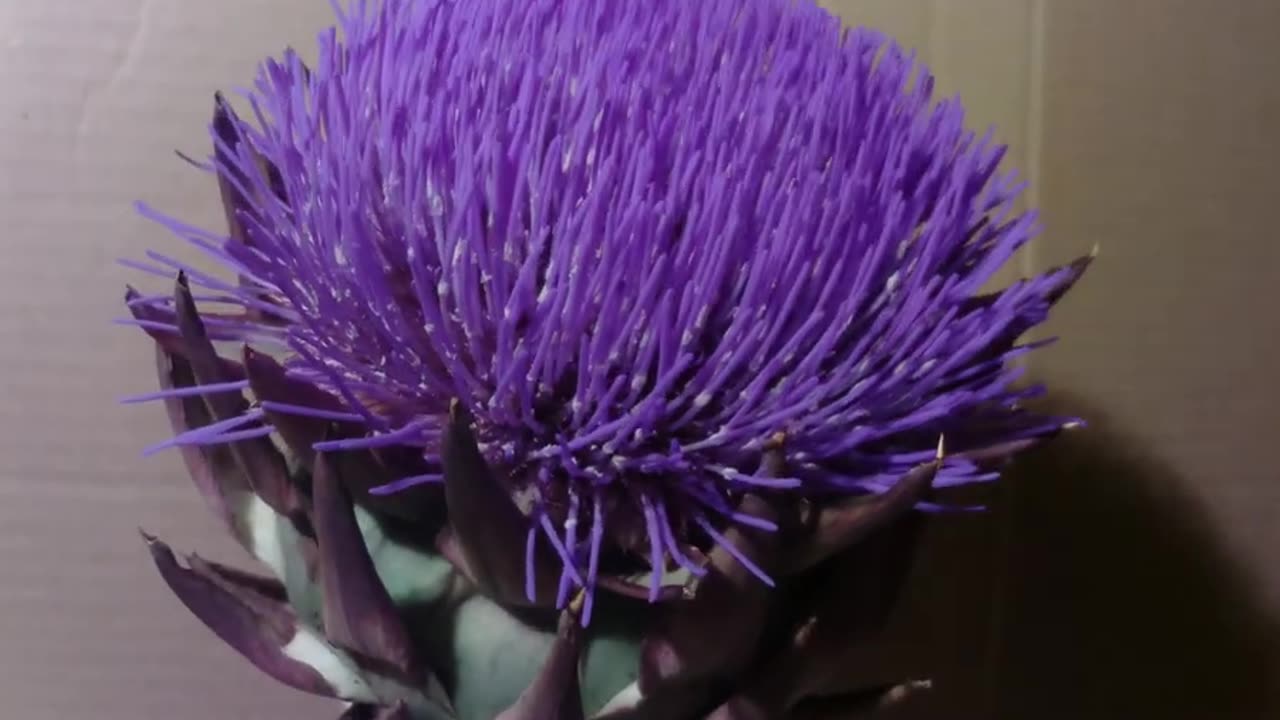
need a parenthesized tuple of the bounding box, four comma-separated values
(849, 395, 1280, 719)
(990, 397, 1280, 719)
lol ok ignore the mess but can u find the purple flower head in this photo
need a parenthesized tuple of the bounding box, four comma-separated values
(127, 0, 1088, 615)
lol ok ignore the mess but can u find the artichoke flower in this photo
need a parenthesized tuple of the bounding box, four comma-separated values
(120, 0, 1090, 718)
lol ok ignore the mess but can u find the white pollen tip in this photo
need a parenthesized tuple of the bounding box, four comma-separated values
(886, 272, 901, 293)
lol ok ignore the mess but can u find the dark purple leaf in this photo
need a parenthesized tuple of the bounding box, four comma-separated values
(142, 531, 335, 698)
(242, 346, 356, 466)
(126, 286, 248, 376)
(442, 400, 559, 607)
(150, 340, 322, 614)
(783, 457, 938, 574)
(312, 451, 417, 676)
(212, 93, 253, 247)
(958, 250, 1096, 367)
(1044, 250, 1096, 306)
(242, 347, 442, 522)
(153, 343, 251, 535)
(962, 251, 1095, 316)
(199, 557, 290, 604)
(212, 94, 291, 325)
(173, 274, 303, 523)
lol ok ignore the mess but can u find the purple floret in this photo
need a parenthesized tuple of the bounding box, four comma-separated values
(128, 0, 1086, 600)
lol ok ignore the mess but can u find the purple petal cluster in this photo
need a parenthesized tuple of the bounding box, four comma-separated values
(129, 0, 1085, 596)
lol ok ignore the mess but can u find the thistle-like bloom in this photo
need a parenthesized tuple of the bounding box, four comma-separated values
(122, 1, 1089, 718)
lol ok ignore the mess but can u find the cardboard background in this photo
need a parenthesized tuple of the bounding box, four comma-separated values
(1, 1, 1276, 717)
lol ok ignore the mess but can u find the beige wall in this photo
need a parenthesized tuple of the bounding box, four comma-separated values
(1, 1, 1276, 718)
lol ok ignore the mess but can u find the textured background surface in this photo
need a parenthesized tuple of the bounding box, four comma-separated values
(1, 1, 1276, 718)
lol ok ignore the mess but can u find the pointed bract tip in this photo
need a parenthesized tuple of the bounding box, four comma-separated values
(935, 434, 946, 461)
(173, 273, 207, 340)
(212, 92, 238, 123)
(567, 588, 586, 618)
(175, 149, 204, 168)
(448, 398, 471, 425)
(175, 270, 190, 291)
